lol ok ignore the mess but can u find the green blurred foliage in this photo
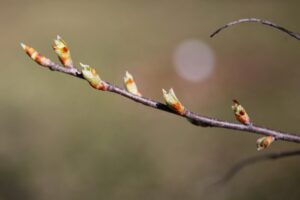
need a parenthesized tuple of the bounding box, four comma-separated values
(0, 0, 300, 199)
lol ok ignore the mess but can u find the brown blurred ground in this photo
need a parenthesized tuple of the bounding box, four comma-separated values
(0, 0, 300, 199)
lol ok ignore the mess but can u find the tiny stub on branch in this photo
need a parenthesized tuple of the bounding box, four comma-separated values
(187, 118, 211, 127)
(52, 35, 74, 68)
(162, 88, 185, 114)
(124, 71, 142, 96)
(80, 63, 108, 90)
(231, 99, 251, 125)
(257, 136, 275, 151)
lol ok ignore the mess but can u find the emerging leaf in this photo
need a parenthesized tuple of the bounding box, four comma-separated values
(80, 63, 107, 90)
(52, 35, 73, 68)
(257, 136, 275, 151)
(162, 88, 185, 114)
(124, 71, 141, 96)
(232, 99, 251, 125)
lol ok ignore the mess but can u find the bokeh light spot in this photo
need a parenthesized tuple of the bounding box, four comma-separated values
(173, 39, 215, 82)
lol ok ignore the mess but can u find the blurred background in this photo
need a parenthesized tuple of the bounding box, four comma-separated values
(1, 0, 300, 199)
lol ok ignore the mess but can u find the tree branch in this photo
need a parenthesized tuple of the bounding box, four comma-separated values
(210, 18, 300, 40)
(214, 149, 300, 185)
(22, 54, 300, 144)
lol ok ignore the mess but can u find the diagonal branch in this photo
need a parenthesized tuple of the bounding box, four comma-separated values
(210, 18, 300, 40)
(214, 149, 300, 185)
(24, 58, 300, 144)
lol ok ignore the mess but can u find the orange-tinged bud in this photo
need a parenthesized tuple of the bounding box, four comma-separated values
(21, 43, 51, 67)
(124, 71, 141, 96)
(162, 88, 185, 114)
(231, 99, 251, 125)
(257, 136, 275, 151)
(52, 35, 73, 68)
(80, 63, 108, 90)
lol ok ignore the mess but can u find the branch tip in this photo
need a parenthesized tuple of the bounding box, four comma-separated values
(20, 42, 26, 50)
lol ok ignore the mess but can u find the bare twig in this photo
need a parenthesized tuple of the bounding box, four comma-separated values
(214, 149, 300, 185)
(23, 56, 300, 143)
(210, 18, 300, 40)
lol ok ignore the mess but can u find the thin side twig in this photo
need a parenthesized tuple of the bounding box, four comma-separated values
(210, 18, 300, 40)
(214, 149, 300, 185)
(26, 60, 300, 144)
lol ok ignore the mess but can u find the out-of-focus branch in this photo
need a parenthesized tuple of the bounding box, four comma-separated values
(214, 149, 300, 185)
(210, 18, 300, 40)
(21, 39, 300, 144)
